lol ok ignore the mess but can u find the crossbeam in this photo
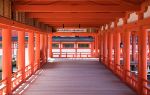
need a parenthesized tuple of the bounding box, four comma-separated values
(53, 32, 97, 36)
(37, 18, 114, 23)
(26, 12, 125, 19)
(15, 5, 140, 12)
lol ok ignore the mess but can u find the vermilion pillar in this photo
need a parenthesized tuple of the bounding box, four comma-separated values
(35, 33, 40, 69)
(103, 32, 108, 64)
(108, 32, 113, 67)
(18, 31, 25, 81)
(113, 32, 116, 69)
(40, 34, 44, 65)
(44, 34, 48, 63)
(91, 41, 94, 57)
(94, 36, 96, 55)
(102, 33, 105, 63)
(100, 33, 103, 61)
(138, 28, 147, 95)
(148, 33, 150, 61)
(42, 34, 46, 64)
(47, 35, 49, 61)
(94, 36, 97, 57)
(138, 31, 142, 94)
(115, 31, 121, 70)
(2, 28, 12, 94)
(121, 33, 125, 64)
(49, 32, 52, 58)
(28, 32, 34, 74)
(45, 34, 48, 63)
(98, 33, 101, 61)
(96, 35, 99, 57)
(132, 33, 136, 61)
(124, 31, 130, 81)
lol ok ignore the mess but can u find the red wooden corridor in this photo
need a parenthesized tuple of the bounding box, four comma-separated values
(13, 58, 137, 95)
(0, 0, 150, 95)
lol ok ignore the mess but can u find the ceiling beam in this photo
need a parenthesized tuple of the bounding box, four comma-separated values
(14, 0, 142, 4)
(26, 12, 125, 19)
(41, 21, 109, 25)
(45, 22, 108, 26)
(14, 0, 127, 2)
(52, 32, 97, 36)
(15, 4, 140, 12)
(50, 25, 101, 28)
(115, 0, 140, 7)
(37, 18, 115, 23)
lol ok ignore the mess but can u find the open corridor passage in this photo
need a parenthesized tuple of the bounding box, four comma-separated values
(16, 58, 137, 95)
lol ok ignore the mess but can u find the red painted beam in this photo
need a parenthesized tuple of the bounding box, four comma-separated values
(26, 12, 125, 19)
(46, 23, 104, 27)
(49, 25, 101, 28)
(14, 0, 141, 5)
(0, 16, 45, 33)
(15, 5, 140, 12)
(37, 18, 115, 23)
(53, 32, 97, 36)
(15, 0, 116, 1)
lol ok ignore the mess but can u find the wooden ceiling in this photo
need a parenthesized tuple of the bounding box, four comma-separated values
(14, 0, 144, 28)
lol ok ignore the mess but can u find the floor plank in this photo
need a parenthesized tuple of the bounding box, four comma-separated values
(19, 58, 137, 95)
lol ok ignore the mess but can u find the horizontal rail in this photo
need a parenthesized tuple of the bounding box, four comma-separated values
(0, 79, 6, 95)
(104, 58, 150, 95)
(11, 69, 22, 91)
(0, 62, 40, 94)
(52, 52, 92, 58)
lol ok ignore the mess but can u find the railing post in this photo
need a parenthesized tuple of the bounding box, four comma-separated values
(18, 31, 25, 81)
(49, 32, 52, 58)
(28, 32, 34, 74)
(66, 52, 67, 58)
(91, 41, 94, 57)
(2, 28, 12, 94)
(60, 42, 62, 58)
(80, 52, 81, 58)
(35, 33, 40, 69)
(75, 42, 77, 58)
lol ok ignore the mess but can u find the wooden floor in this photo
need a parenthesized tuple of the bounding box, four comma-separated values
(18, 58, 137, 95)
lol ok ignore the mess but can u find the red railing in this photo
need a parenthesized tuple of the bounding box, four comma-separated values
(25, 64, 32, 79)
(0, 62, 40, 94)
(125, 70, 138, 91)
(52, 52, 92, 58)
(0, 79, 6, 95)
(11, 69, 22, 91)
(34, 63, 39, 72)
(143, 79, 150, 95)
(106, 59, 150, 95)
